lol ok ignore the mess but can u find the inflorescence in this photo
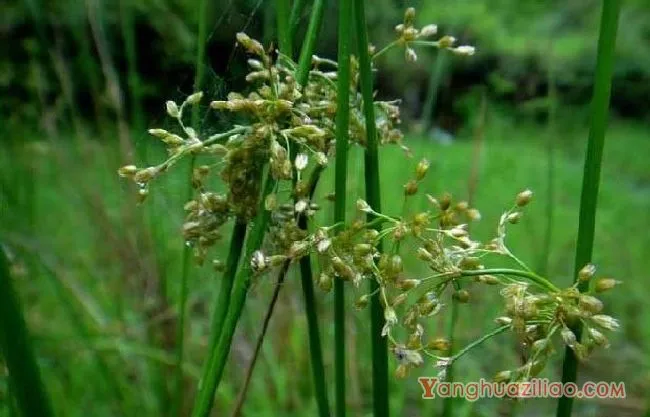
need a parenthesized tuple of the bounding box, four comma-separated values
(119, 7, 619, 388)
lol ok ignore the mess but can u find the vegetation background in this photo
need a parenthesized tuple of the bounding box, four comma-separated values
(1, 0, 649, 416)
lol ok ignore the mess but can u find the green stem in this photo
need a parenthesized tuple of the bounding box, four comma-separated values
(441, 298, 459, 417)
(334, 0, 353, 415)
(0, 247, 55, 417)
(230, 261, 290, 417)
(174, 1, 210, 414)
(190, 175, 276, 417)
(556, 1, 620, 416)
(119, 0, 143, 134)
(289, 0, 308, 40)
(459, 268, 559, 292)
(451, 325, 510, 363)
(298, 167, 331, 417)
(276, 0, 292, 56)
(295, 0, 326, 86)
(354, 0, 389, 416)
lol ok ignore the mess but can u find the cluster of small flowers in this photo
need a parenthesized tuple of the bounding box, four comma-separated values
(392, 7, 475, 63)
(254, 158, 620, 381)
(118, 33, 407, 265)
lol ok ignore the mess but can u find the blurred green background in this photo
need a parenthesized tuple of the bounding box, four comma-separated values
(1, 0, 649, 416)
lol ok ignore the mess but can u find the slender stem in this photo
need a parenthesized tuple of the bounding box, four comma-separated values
(276, 0, 292, 55)
(441, 298, 459, 417)
(298, 166, 331, 417)
(190, 174, 276, 417)
(0, 247, 55, 417)
(230, 261, 290, 417)
(295, 0, 326, 86)
(451, 325, 510, 363)
(459, 269, 559, 292)
(334, 0, 353, 415)
(192, 219, 247, 408)
(353, 1, 389, 416)
(174, 1, 209, 414)
(556, 1, 620, 416)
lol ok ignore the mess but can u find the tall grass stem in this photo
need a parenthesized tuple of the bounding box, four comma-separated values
(353, 1, 390, 416)
(556, 1, 620, 416)
(334, 0, 353, 415)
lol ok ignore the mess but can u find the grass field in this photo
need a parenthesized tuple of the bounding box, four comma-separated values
(1, 110, 648, 416)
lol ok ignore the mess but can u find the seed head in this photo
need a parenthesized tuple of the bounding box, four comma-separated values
(415, 158, 430, 180)
(595, 278, 620, 293)
(420, 24, 438, 37)
(578, 264, 596, 282)
(515, 189, 533, 207)
(186, 91, 204, 105)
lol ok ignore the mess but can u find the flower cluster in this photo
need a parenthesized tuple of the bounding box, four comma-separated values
(373, 7, 476, 62)
(118, 11, 618, 389)
(255, 159, 620, 381)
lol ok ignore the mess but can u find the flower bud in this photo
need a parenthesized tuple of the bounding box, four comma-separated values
(426, 337, 451, 352)
(561, 326, 577, 347)
(250, 250, 267, 273)
(118, 165, 138, 178)
(579, 295, 603, 314)
(356, 199, 371, 212)
(415, 158, 430, 180)
(515, 189, 533, 207)
(396, 279, 420, 290)
(438, 35, 456, 49)
(590, 314, 619, 331)
(594, 278, 620, 293)
(452, 45, 476, 56)
(506, 212, 522, 224)
(578, 264, 596, 282)
(404, 179, 418, 196)
(420, 24, 438, 37)
(186, 91, 204, 105)
(405, 47, 418, 63)
(166, 100, 180, 118)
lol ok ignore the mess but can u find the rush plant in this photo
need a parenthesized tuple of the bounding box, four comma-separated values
(117, 5, 620, 415)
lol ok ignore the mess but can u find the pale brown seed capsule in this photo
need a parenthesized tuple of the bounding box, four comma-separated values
(396, 279, 420, 291)
(516, 189, 533, 207)
(561, 326, 577, 347)
(439, 193, 451, 210)
(594, 278, 620, 293)
(578, 264, 596, 282)
(118, 165, 138, 178)
(404, 179, 418, 196)
(438, 35, 456, 49)
(579, 295, 604, 314)
(506, 212, 522, 224)
(415, 158, 430, 180)
(426, 337, 451, 352)
(392, 293, 408, 307)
